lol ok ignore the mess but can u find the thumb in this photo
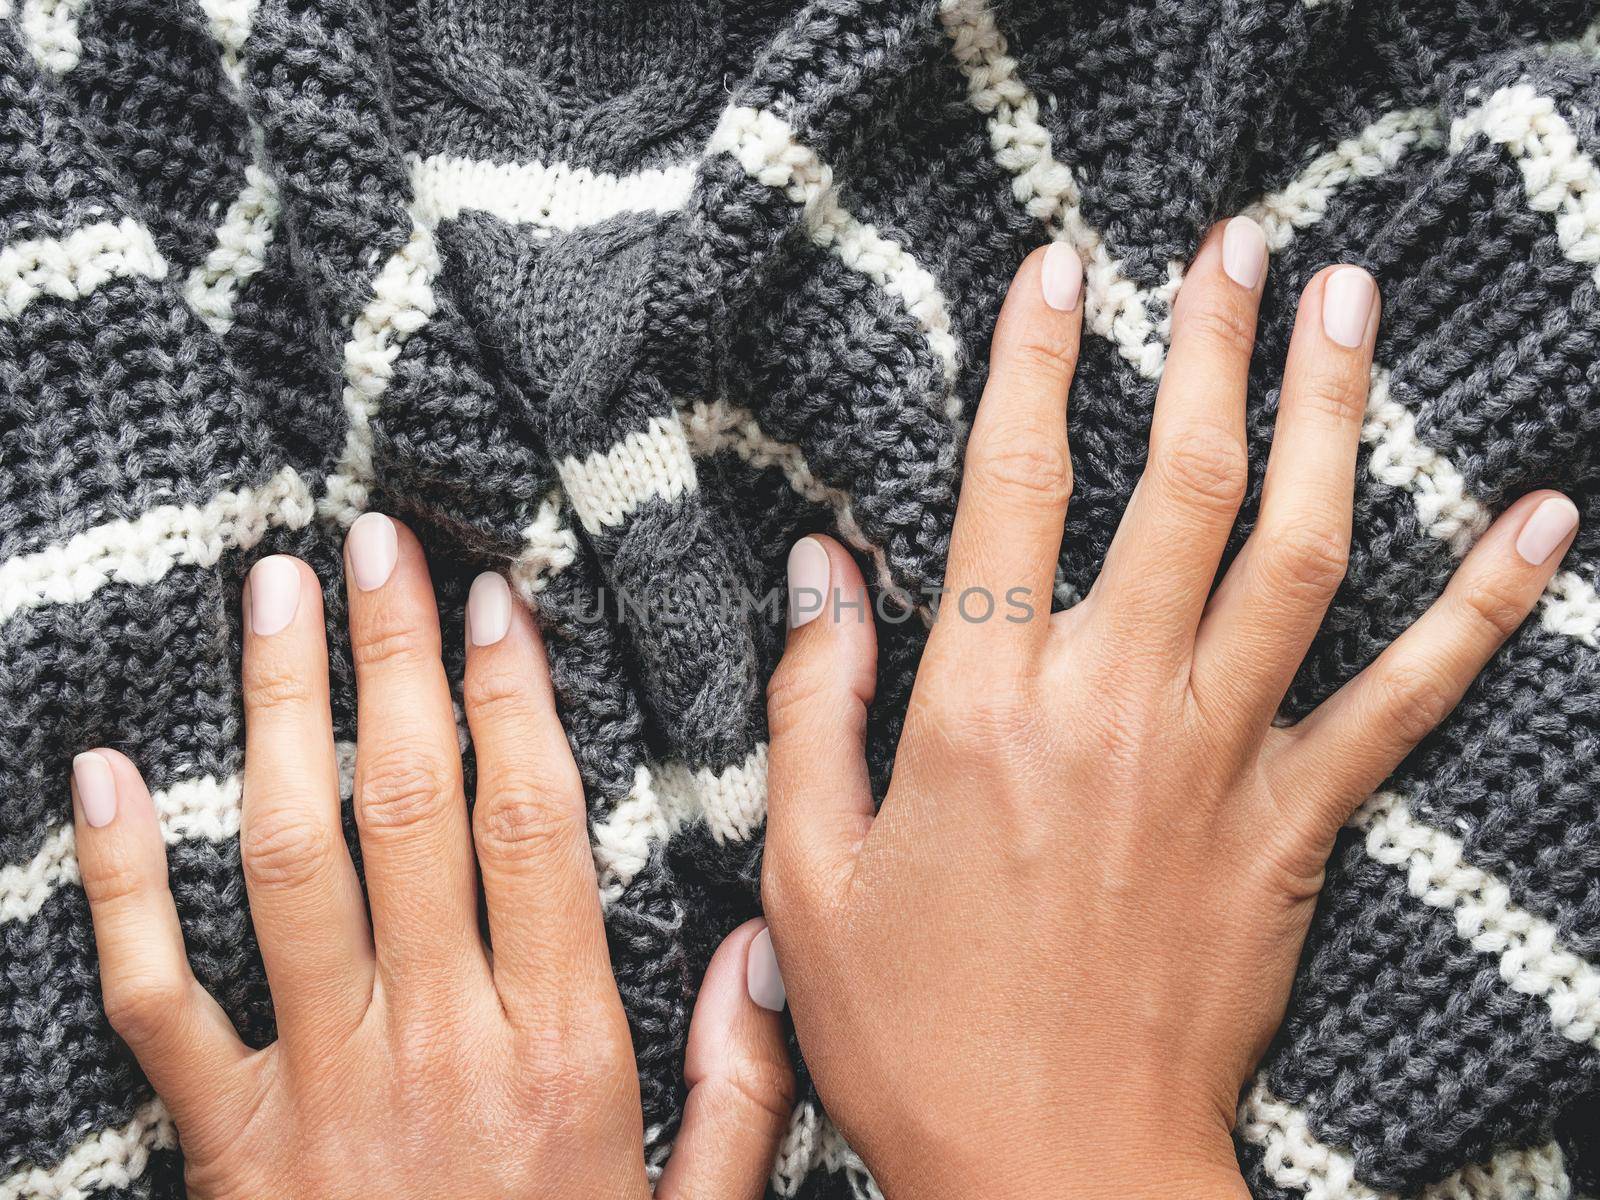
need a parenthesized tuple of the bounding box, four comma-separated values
(763, 535, 878, 903)
(654, 919, 796, 1200)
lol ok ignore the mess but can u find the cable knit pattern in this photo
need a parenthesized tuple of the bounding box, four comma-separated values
(1, 2, 1598, 1198)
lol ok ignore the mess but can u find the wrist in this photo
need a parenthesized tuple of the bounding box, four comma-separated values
(865, 1125, 1246, 1200)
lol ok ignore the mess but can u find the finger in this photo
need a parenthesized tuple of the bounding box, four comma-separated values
(345, 513, 486, 1002)
(1277, 490, 1579, 841)
(72, 749, 251, 1133)
(766, 536, 877, 907)
(936, 242, 1082, 665)
(1089, 218, 1263, 656)
(239, 555, 373, 1046)
(655, 920, 796, 1200)
(1193, 266, 1380, 718)
(462, 571, 613, 1022)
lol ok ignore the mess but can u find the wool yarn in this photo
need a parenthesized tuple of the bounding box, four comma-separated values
(1, 2, 1597, 1197)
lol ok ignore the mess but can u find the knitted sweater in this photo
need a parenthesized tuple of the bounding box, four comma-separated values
(2, 1, 1599, 1196)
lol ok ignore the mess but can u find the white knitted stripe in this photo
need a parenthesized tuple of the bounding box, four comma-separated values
(592, 764, 702, 905)
(3, 0, 87, 74)
(507, 492, 581, 598)
(193, 0, 258, 89)
(653, 743, 769, 844)
(1540, 567, 1600, 646)
(0, 217, 167, 320)
(0, 775, 237, 926)
(1353, 791, 1600, 1050)
(0, 465, 315, 624)
(0, 743, 358, 927)
(320, 152, 703, 527)
(680, 397, 909, 607)
(706, 104, 962, 423)
(0, 1098, 175, 1200)
(937, 0, 1164, 380)
(1451, 84, 1600, 291)
(1548, 15, 1600, 57)
(318, 213, 441, 526)
(184, 0, 276, 338)
(770, 1103, 882, 1200)
(184, 163, 280, 336)
(1358, 364, 1600, 644)
(409, 153, 696, 231)
(556, 412, 699, 535)
(507, 398, 917, 613)
(590, 747, 769, 903)
(1242, 108, 1445, 251)
(1238, 1077, 1569, 1200)
(1360, 366, 1492, 556)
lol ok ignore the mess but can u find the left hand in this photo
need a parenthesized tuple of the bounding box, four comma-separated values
(70, 514, 794, 1199)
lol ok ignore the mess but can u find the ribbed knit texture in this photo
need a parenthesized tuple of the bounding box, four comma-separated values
(1, 2, 1598, 1197)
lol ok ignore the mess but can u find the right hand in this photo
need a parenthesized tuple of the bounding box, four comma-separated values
(761, 229, 1577, 1198)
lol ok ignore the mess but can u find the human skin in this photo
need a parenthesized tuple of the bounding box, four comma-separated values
(68, 519, 795, 1199)
(70, 219, 1578, 1198)
(762, 222, 1580, 1199)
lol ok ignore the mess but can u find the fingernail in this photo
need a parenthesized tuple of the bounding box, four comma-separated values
(1040, 242, 1083, 312)
(248, 555, 300, 637)
(746, 926, 786, 1012)
(787, 537, 830, 629)
(1222, 216, 1267, 290)
(347, 512, 397, 591)
(1323, 266, 1377, 348)
(468, 572, 512, 646)
(73, 752, 117, 828)
(1515, 496, 1580, 566)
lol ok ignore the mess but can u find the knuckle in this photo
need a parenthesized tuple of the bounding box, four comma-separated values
(766, 660, 829, 742)
(924, 684, 1034, 756)
(1158, 427, 1248, 511)
(243, 662, 318, 715)
(80, 854, 149, 908)
(462, 664, 536, 721)
(585, 1021, 639, 1084)
(1181, 299, 1258, 361)
(357, 751, 458, 832)
(712, 1056, 799, 1126)
(1003, 333, 1080, 393)
(1373, 662, 1455, 745)
(351, 617, 436, 672)
(474, 777, 585, 866)
(1292, 372, 1367, 425)
(1263, 520, 1349, 600)
(969, 425, 1074, 508)
(520, 1019, 636, 1103)
(103, 975, 188, 1045)
(759, 854, 809, 929)
(1455, 574, 1530, 643)
(241, 808, 334, 891)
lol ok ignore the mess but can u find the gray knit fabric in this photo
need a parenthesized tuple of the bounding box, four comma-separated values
(1, 1, 1598, 1196)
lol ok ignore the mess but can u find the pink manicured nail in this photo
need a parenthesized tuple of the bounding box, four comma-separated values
(1323, 267, 1377, 348)
(1515, 496, 1579, 566)
(73, 752, 117, 828)
(248, 556, 300, 637)
(746, 926, 786, 1012)
(787, 537, 830, 629)
(347, 512, 398, 591)
(1221, 216, 1267, 290)
(468, 572, 512, 647)
(1040, 242, 1083, 311)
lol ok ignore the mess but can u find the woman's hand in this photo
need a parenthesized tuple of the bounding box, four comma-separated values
(70, 516, 795, 1199)
(763, 225, 1580, 1199)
